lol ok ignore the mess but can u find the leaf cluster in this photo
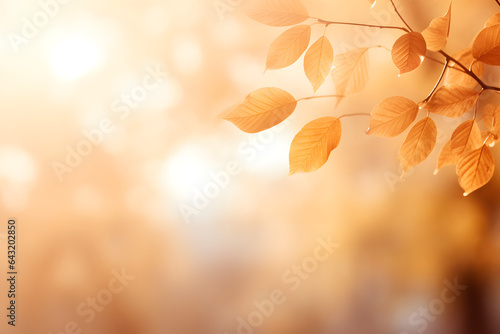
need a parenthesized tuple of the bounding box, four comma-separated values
(224, 0, 500, 195)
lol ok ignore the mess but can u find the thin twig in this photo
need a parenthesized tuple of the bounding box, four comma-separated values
(297, 95, 344, 102)
(425, 56, 465, 73)
(389, 0, 413, 31)
(438, 51, 500, 92)
(312, 9, 500, 93)
(422, 59, 449, 103)
(473, 92, 483, 119)
(384, 2, 500, 92)
(339, 113, 371, 119)
(386, 0, 499, 91)
(314, 18, 409, 32)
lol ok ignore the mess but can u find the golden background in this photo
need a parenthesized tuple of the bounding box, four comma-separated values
(0, 0, 499, 333)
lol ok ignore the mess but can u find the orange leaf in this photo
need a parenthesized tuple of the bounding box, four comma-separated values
(266, 25, 311, 70)
(450, 119, 482, 155)
(422, 3, 452, 52)
(472, 24, 500, 65)
(444, 48, 484, 89)
(398, 117, 437, 173)
(391, 32, 427, 75)
(457, 144, 495, 196)
(435, 140, 459, 174)
(223, 87, 296, 133)
(367, 96, 419, 137)
(245, 0, 309, 27)
(331, 48, 370, 100)
(482, 104, 500, 135)
(304, 36, 334, 92)
(425, 84, 480, 118)
(289, 117, 342, 175)
(484, 12, 500, 28)
(482, 131, 497, 147)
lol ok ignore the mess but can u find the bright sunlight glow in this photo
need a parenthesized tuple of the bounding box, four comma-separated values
(161, 146, 214, 199)
(49, 35, 104, 81)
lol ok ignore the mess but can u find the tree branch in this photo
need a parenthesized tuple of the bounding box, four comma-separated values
(313, 8, 500, 93)
(314, 18, 409, 32)
(385, 1, 500, 92)
(438, 51, 500, 92)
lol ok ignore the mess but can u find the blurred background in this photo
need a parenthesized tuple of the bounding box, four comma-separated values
(0, 0, 499, 333)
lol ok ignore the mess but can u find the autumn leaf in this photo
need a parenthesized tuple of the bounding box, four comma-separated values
(289, 117, 341, 175)
(450, 119, 482, 155)
(482, 131, 497, 147)
(435, 140, 459, 174)
(422, 3, 452, 52)
(482, 104, 500, 136)
(304, 36, 334, 92)
(425, 84, 480, 118)
(457, 144, 495, 196)
(246, 0, 309, 27)
(331, 48, 370, 101)
(223, 87, 296, 133)
(444, 48, 484, 89)
(266, 25, 311, 70)
(485, 12, 500, 27)
(391, 32, 427, 75)
(472, 24, 500, 66)
(398, 117, 437, 173)
(367, 96, 419, 137)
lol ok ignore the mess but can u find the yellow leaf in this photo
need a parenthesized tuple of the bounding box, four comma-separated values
(367, 96, 419, 137)
(435, 140, 459, 174)
(444, 48, 484, 89)
(398, 117, 437, 173)
(223, 87, 296, 133)
(484, 12, 500, 28)
(425, 84, 480, 118)
(422, 3, 452, 52)
(481, 104, 500, 135)
(457, 144, 495, 196)
(472, 24, 500, 65)
(450, 119, 482, 155)
(391, 32, 427, 75)
(245, 0, 309, 27)
(304, 36, 334, 92)
(331, 48, 370, 99)
(289, 117, 341, 175)
(266, 25, 311, 70)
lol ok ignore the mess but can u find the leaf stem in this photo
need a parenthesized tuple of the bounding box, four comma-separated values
(426, 56, 465, 73)
(483, 132, 494, 146)
(389, 0, 413, 31)
(297, 95, 344, 102)
(422, 59, 449, 103)
(495, 0, 500, 6)
(339, 113, 371, 119)
(313, 18, 409, 32)
(473, 92, 482, 119)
